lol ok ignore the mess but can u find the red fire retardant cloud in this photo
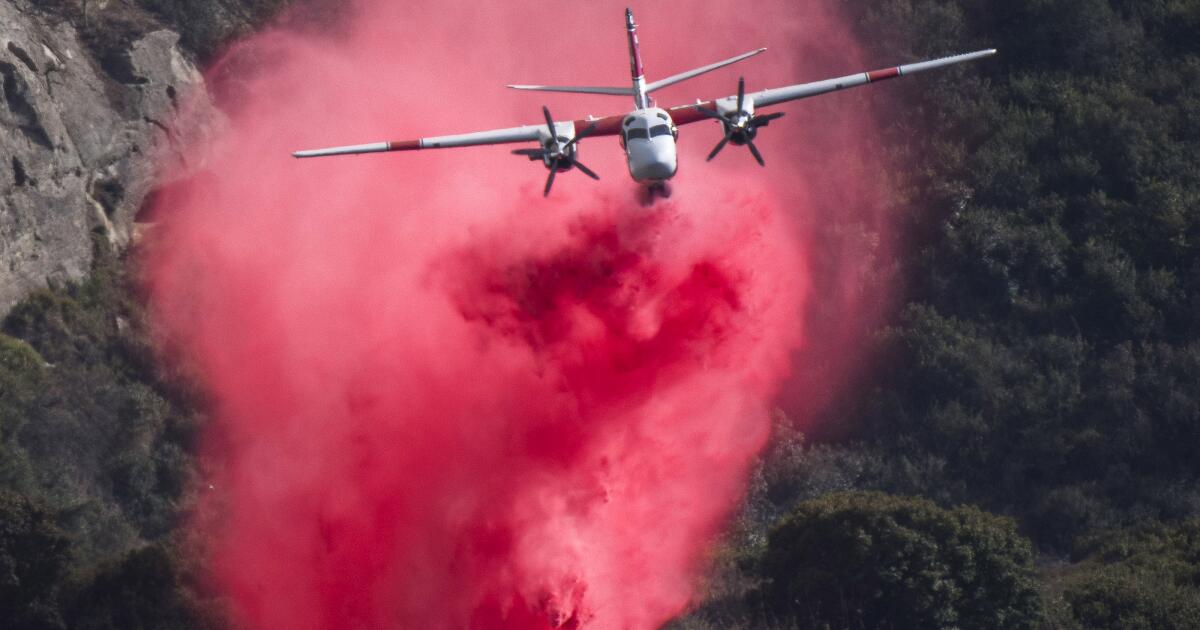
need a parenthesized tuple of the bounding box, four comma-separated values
(146, 1, 892, 627)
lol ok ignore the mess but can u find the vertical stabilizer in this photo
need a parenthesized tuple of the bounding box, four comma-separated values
(626, 8, 649, 108)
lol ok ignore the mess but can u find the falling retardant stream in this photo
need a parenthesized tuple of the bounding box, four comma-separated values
(145, 0, 894, 628)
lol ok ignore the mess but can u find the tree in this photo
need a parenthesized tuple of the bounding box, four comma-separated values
(66, 545, 213, 630)
(0, 490, 71, 630)
(760, 491, 1042, 629)
(1060, 520, 1200, 629)
(825, 0, 1200, 552)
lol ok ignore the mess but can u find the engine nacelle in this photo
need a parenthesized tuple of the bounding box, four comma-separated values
(513, 107, 600, 196)
(540, 136, 579, 171)
(713, 96, 758, 145)
(714, 94, 756, 117)
(698, 78, 783, 166)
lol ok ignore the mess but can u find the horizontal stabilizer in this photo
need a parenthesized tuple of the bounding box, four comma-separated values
(645, 48, 767, 93)
(506, 85, 634, 96)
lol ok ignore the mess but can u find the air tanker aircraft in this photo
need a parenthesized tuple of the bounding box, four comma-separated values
(294, 8, 996, 198)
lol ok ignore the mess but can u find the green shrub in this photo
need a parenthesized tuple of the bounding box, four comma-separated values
(0, 334, 45, 439)
(0, 490, 71, 630)
(66, 545, 214, 630)
(1061, 520, 1200, 629)
(760, 491, 1042, 629)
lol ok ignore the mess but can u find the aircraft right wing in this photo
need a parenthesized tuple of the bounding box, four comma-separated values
(666, 48, 997, 125)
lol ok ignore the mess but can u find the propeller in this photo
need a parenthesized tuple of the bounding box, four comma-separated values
(696, 77, 784, 166)
(512, 106, 599, 196)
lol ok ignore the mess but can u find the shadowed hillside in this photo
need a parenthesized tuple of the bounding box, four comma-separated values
(676, 1, 1200, 627)
(1, 0, 1198, 628)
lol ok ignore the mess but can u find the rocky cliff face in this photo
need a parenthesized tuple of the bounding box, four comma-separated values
(0, 0, 219, 315)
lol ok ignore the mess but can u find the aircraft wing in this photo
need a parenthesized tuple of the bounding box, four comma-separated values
(666, 49, 997, 125)
(292, 111, 644, 158)
(293, 49, 995, 159)
(293, 124, 550, 158)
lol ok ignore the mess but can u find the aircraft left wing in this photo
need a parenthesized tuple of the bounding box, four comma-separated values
(666, 48, 997, 125)
(293, 124, 548, 158)
(293, 103, 636, 160)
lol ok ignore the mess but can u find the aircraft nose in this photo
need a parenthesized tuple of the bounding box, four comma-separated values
(630, 139, 677, 181)
(641, 160, 675, 180)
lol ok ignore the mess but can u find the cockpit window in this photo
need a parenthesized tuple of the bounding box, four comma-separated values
(649, 125, 672, 137)
(626, 128, 650, 140)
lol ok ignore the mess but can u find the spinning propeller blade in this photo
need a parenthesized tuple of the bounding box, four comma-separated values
(544, 165, 558, 196)
(704, 77, 785, 166)
(573, 161, 600, 180)
(514, 107, 601, 196)
(746, 140, 765, 166)
(706, 137, 729, 161)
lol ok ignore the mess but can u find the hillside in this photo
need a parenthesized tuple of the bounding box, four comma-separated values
(1, 1, 1198, 629)
(0, 1, 292, 627)
(677, 1, 1200, 627)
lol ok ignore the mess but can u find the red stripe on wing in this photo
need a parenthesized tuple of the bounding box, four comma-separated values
(669, 102, 717, 126)
(866, 67, 901, 82)
(571, 114, 625, 137)
(387, 140, 422, 151)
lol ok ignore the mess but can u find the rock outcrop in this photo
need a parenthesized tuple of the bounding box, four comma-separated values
(0, 0, 219, 314)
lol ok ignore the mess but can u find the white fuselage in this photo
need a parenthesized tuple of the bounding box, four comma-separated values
(620, 108, 678, 183)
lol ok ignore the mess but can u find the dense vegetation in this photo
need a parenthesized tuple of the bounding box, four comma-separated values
(3, 0, 1198, 628)
(1, 3, 294, 628)
(850, 0, 1200, 550)
(0, 239, 213, 629)
(1054, 521, 1200, 629)
(678, 0, 1200, 627)
(759, 492, 1041, 629)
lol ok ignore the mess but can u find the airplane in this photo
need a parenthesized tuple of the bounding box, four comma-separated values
(293, 8, 996, 199)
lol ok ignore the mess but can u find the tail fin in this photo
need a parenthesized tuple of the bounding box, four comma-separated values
(626, 8, 648, 108)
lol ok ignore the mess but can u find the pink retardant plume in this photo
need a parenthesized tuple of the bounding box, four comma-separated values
(145, 0, 891, 628)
